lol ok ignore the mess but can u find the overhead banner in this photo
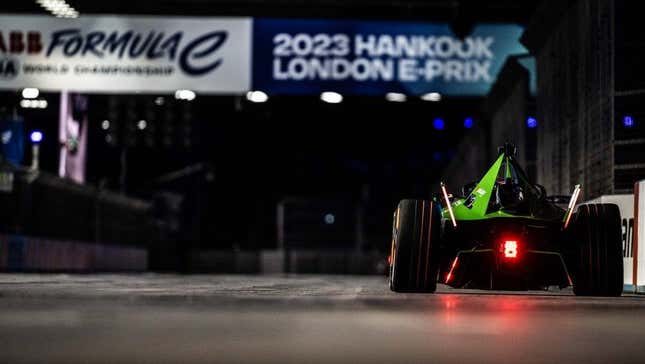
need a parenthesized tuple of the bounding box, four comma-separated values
(0, 15, 252, 93)
(252, 19, 526, 96)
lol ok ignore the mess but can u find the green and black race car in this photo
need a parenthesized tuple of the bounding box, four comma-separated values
(389, 143, 623, 296)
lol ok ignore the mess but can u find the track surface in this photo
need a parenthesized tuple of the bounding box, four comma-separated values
(1, 274, 645, 363)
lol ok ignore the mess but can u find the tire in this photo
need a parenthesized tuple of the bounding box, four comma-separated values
(570, 203, 623, 296)
(389, 199, 441, 292)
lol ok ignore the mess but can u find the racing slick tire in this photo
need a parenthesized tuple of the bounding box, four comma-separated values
(570, 203, 623, 297)
(390, 199, 441, 293)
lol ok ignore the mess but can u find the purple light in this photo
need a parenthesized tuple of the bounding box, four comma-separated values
(624, 115, 635, 128)
(433, 118, 445, 130)
(30, 131, 43, 143)
(527, 117, 537, 129)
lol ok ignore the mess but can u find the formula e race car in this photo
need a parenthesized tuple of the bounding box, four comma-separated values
(389, 143, 623, 296)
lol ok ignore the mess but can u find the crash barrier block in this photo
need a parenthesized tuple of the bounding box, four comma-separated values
(0, 234, 147, 272)
(585, 195, 635, 292)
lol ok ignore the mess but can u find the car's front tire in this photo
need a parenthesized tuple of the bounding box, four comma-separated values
(570, 203, 623, 296)
(390, 199, 441, 293)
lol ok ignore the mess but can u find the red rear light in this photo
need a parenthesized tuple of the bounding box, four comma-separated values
(503, 240, 518, 258)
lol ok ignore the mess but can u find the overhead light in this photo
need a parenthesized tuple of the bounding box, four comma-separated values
(36, 0, 79, 18)
(20, 99, 48, 109)
(324, 213, 335, 225)
(246, 90, 269, 103)
(22, 88, 39, 99)
(321, 91, 343, 104)
(175, 89, 196, 101)
(385, 93, 407, 102)
(101, 120, 110, 130)
(30, 130, 43, 143)
(433, 117, 445, 130)
(137, 120, 147, 130)
(526, 116, 537, 129)
(421, 92, 442, 102)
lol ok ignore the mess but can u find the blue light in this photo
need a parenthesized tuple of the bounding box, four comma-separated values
(433, 118, 445, 130)
(527, 117, 537, 129)
(30, 130, 43, 143)
(464, 117, 474, 129)
(624, 115, 635, 128)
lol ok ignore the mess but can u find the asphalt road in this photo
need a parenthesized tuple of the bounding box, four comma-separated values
(1, 274, 645, 363)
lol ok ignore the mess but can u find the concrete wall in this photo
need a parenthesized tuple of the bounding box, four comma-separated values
(522, 0, 616, 199)
(443, 57, 532, 190)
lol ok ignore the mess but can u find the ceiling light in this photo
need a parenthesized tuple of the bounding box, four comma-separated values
(385, 93, 407, 102)
(421, 92, 442, 102)
(36, 0, 80, 18)
(246, 90, 269, 103)
(175, 89, 196, 101)
(321, 91, 343, 104)
(22, 88, 39, 99)
(30, 131, 43, 143)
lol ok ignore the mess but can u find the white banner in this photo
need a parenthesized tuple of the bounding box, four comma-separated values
(0, 15, 251, 93)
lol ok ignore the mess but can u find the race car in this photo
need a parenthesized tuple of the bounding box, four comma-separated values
(389, 143, 623, 296)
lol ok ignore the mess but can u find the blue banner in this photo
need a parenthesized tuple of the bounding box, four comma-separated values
(252, 19, 526, 96)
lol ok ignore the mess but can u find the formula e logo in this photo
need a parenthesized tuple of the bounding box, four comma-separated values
(47, 29, 229, 76)
(0, 57, 19, 79)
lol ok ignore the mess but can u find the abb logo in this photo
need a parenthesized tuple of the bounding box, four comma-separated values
(0, 31, 43, 54)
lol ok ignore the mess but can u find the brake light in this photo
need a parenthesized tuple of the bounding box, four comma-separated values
(503, 240, 518, 258)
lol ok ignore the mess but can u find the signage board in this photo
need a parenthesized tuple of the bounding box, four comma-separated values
(0, 15, 252, 93)
(252, 18, 527, 96)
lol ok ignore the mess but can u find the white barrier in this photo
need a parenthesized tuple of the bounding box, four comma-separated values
(584, 194, 635, 292)
(635, 181, 645, 293)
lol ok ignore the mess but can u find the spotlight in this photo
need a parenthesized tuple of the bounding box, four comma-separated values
(30, 130, 43, 143)
(421, 92, 441, 102)
(246, 91, 269, 103)
(19, 99, 48, 109)
(22, 88, 39, 99)
(321, 91, 343, 104)
(175, 89, 196, 101)
(385, 93, 407, 102)
(433, 118, 445, 130)
(36, 0, 79, 18)
(527, 117, 537, 129)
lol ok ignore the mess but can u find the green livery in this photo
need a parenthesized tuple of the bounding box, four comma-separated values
(389, 143, 624, 296)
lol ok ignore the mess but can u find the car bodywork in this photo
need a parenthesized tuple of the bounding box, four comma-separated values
(438, 145, 573, 290)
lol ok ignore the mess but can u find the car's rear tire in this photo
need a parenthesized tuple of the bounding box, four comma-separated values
(570, 203, 623, 296)
(390, 199, 441, 293)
